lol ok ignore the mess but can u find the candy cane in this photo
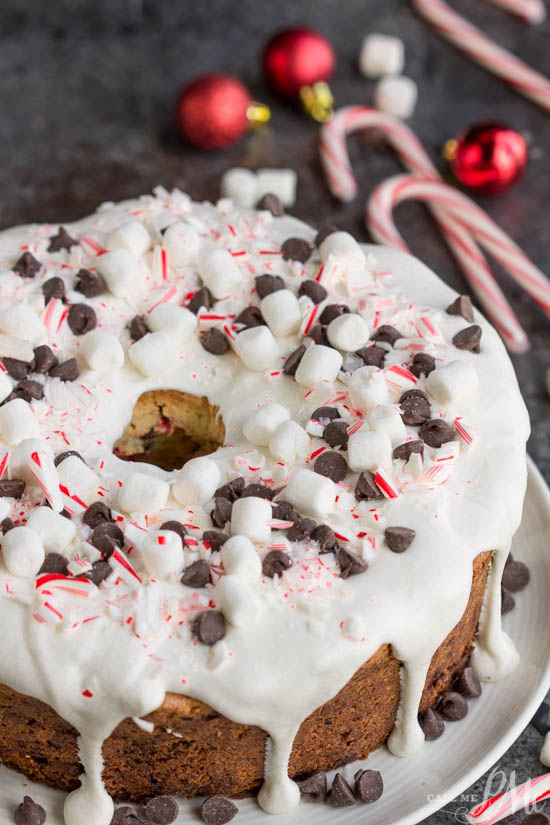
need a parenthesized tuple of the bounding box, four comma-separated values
(412, 0, 550, 111)
(468, 772, 550, 825)
(484, 0, 546, 24)
(29, 451, 64, 513)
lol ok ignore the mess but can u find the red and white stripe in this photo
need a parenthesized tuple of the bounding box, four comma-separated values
(110, 547, 142, 587)
(29, 450, 64, 513)
(468, 773, 550, 825)
(484, 0, 545, 23)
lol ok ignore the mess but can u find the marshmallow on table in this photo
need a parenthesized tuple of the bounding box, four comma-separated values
(221, 535, 262, 582)
(348, 430, 392, 472)
(97, 249, 146, 298)
(374, 75, 418, 119)
(269, 419, 309, 464)
(260, 290, 302, 337)
(214, 575, 260, 627)
(0, 372, 12, 403)
(81, 331, 125, 373)
(295, 344, 343, 389)
(359, 34, 405, 78)
(129, 331, 178, 377)
(56, 455, 100, 504)
(220, 168, 258, 209)
(119, 471, 170, 516)
(141, 529, 185, 578)
(367, 404, 407, 446)
(0, 399, 40, 445)
(162, 222, 200, 267)
(350, 366, 389, 412)
(106, 220, 151, 258)
(148, 304, 197, 348)
(243, 403, 290, 446)
(27, 506, 76, 552)
(172, 456, 220, 506)
(327, 313, 369, 352)
(318, 231, 365, 267)
(2, 526, 44, 577)
(231, 496, 272, 544)
(233, 326, 279, 372)
(0, 303, 46, 345)
(284, 468, 336, 518)
(256, 168, 297, 207)
(199, 249, 243, 299)
(426, 360, 479, 405)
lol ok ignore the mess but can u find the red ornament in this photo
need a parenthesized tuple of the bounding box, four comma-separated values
(263, 27, 335, 99)
(448, 122, 527, 194)
(176, 73, 251, 150)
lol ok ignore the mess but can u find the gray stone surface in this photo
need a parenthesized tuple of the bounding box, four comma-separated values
(0, 1, 549, 822)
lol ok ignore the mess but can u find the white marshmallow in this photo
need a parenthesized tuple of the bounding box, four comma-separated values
(295, 344, 343, 389)
(106, 220, 151, 258)
(148, 304, 197, 348)
(243, 403, 290, 447)
(260, 290, 302, 338)
(0, 303, 45, 345)
(0, 335, 34, 363)
(256, 168, 297, 207)
(359, 34, 405, 78)
(162, 222, 200, 267)
(426, 360, 479, 405)
(129, 331, 178, 376)
(269, 420, 309, 464)
(231, 497, 272, 544)
(350, 366, 389, 412)
(0, 372, 12, 403)
(81, 330, 125, 373)
(367, 405, 407, 446)
(214, 575, 260, 627)
(119, 471, 169, 516)
(141, 530, 185, 578)
(56, 455, 100, 504)
(284, 468, 336, 518)
(374, 75, 418, 119)
(199, 248, 242, 299)
(348, 430, 392, 472)
(2, 526, 44, 577)
(171, 457, 220, 506)
(318, 232, 365, 266)
(220, 168, 258, 209)
(233, 326, 279, 372)
(327, 313, 369, 352)
(0, 399, 39, 445)
(221, 535, 262, 582)
(26, 506, 76, 552)
(97, 248, 146, 298)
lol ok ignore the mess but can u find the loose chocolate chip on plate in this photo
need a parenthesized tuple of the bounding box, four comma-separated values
(129, 315, 149, 342)
(181, 559, 211, 588)
(501, 585, 516, 614)
(393, 440, 424, 462)
(0, 479, 25, 498)
(314, 225, 338, 247)
(385, 526, 416, 553)
(42, 276, 65, 303)
(241, 483, 275, 500)
(282, 345, 306, 377)
(287, 517, 316, 542)
(193, 610, 226, 645)
(76, 268, 106, 298)
(187, 286, 213, 315)
(14, 796, 46, 825)
(502, 559, 530, 592)
(418, 708, 445, 740)
(419, 418, 454, 448)
(68, 303, 97, 335)
(13, 252, 41, 279)
(400, 391, 431, 426)
(211, 498, 232, 528)
(143, 796, 179, 825)
(453, 324, 482, 353)
(1, 517, 15, 533)
(531, 700, 550, 735)
(48, 226, 77, 252)
(311, 524, 336, 553)
(49, 358, 79, 381)
(200, 795, 239, 825)
(215, 477, 245, 501)
(235, 305, 265, 329)
(355, 769, 384, 803)
(201, 328, 230, 355)
(327, 773, 356, 807)
(455, 666, 482, 698)
(355, 470, 383, 501)
(111, 806, 141, 825)
(319, 303, 350, 325)
(307, 324, 329, 345)
(14, 379, 44, 402)
(202, 531, 230, 552)
(54, 450, 84, 467)
(271, 502, 296, 524)
(371, 324, 402, 345)
(338, 547, 368, 578)
(298, 280, 328, 304)
(159, 520, 187, 544)
(86, 560, 111, 586)
(298, 771, 327, 803)
(2, 357, 33, 380)
(257, 192, 284, 216)
(447, 294, 474, 323)
(262, 549, 292, 577)
(38, 552, 69, 576)
(356, 345, 386, 368)
(324, 421, 349, 449)
(410, 352, 436, 378)
(311, 406, 339, 423)
(314, 450, 348, 482)
(281, 237, 312, 263)
(33, 345, 58, 374)
(255, 273, 285, 298)
(438, 691, 468, 721)
(83, 501, 113, 529)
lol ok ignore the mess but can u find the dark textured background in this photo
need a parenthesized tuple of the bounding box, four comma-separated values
(0, 1, 549, 821)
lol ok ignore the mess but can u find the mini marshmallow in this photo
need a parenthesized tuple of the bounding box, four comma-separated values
(260, 290, 302, 337)
(318, 232, 365, 266)
(220, 168, 258, 209)
(2, 526, 44, 577)
(214, 575, 260, 627)
(27, 506, 76, 552)
(81, 330, 125, 373)
(230, 496, 272, 544)
(426, 360, 479, 405)
(56, 455, 100, 503)
(162, 221, 200, 267)
(348, 430, 392, 472)
(106, 220, 151, 258)
(0, 399, 40, 445)
(327, 313, 369, 352)
(350, 366, 389, 412)
(0, 372, 12, 403)
(129, 331, 178, 376)
(148, 304, 197, 348)
(221, 535, 262, 582)
(367, 404, 407, 446)
(199, 248, 243, 299)
(97, 248, 146, 298)
(0, 334, 34, 363)
(243, 403, 290, 447)
(233, 326, 279, 372)
(171, 456, 220, 506)
(283, 468, 336, 518)
(359, 34, 405, 78)
(269, 420, 309, 464)
(0, 500, 9, 522)
(0, 303, 46, 345)
(141, 530, 185, 578)
(256, 168, 297, 207)
(374, 75, 418, 119)
(119, 471, 170, 516)
(295, 344, 343, 389)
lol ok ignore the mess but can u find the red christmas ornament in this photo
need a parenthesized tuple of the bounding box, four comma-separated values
(263, 27, 335, 107)
(176, 73, 252, 150)
(447, 122, 527, 194)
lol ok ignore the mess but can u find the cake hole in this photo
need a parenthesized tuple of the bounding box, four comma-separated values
(114, 390, 225, 472)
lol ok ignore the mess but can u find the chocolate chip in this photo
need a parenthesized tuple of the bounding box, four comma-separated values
(93, 536, 119, 560)
(14, 380, 44, 402)
(54, 450, 84, 467)
(159, 521, 187, 544)
(327, 773, 356, 807)
(91, 523, 124, 548)
(211, 498, 232, 528)
(262, 549, 292, 577)
(447, 295, 474, 323)
(354, 769, 383, 803)
(187, 287, 213, 315)
(392, 440, 424, 462)
(419, 418, 454, 448)
(0, 479, 25, 498)
(314, 450, 348, 482)
(255, 273, 285, 298)
(272, 502, 296, 524)
(455, 666, 482, 698)
(314, 225, 338, 247)
(502, 559, 530, 592)
(68, 303, 97, 335)
(319, 303, 350, 325)
(356, 345, 386, 368)
(201, 328, 230, 355)
(75, 268, 106, 298)
(522, 814, 550, 825)
(453, 324, 482, 353)
(86, 560, 111, 586)
(202, 531, 229, 552)
(298, 280, 328, 304)
(323, 421, 349, 449)
(129, 315, 149, 342)
(215, 477, 245, 502)
(241, 484, 275, 500)
(385, 526, 416, 553)
(2, 357, 33, 380)
(371, 325, 402, 345)
(13, 252, 41, 278)
(283, 345, 306, 376)
(1, 517, 15, 533)
(14, 796, 46, 825)
(311, 406, 339, 423)
(418, 708, 445, 740)
(531, 700, 550, 735)
(235, 305, 265, 329)
(355, 470, 383, 501)
(287, 517, 316, 542)
(48, 226, 77, 252)
(298, 771, 327, 803)
(49, 358, 79, 381)
(111, 807, 141, 825)
(400, 390, 431, 425)
(307, 324, 329, 345)
(338, 547, 368, 578)
(281, 237, 312, 263)
(200, 795, 238, 825)
(38, 552, 69, 576)
(410, 352, 436, 378)
(42, 276, 65, 303)
(143, 796, 179, 824)
(257, 193, 284, 216)
(82, 501, 113, 529)
(33, 345, 58, 374)
(311, 524, 336, 553)
(501, 585, 515, 614)
(192, 610, 226, 645)
(181, 559, 211, 588)
(438, 691, 468, 721)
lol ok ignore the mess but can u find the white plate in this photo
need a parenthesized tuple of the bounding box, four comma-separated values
(1, 456, 549, 825)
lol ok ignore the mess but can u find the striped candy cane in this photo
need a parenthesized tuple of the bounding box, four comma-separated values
(484, 0, 546, 24)
(468, 772, 550, 825)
